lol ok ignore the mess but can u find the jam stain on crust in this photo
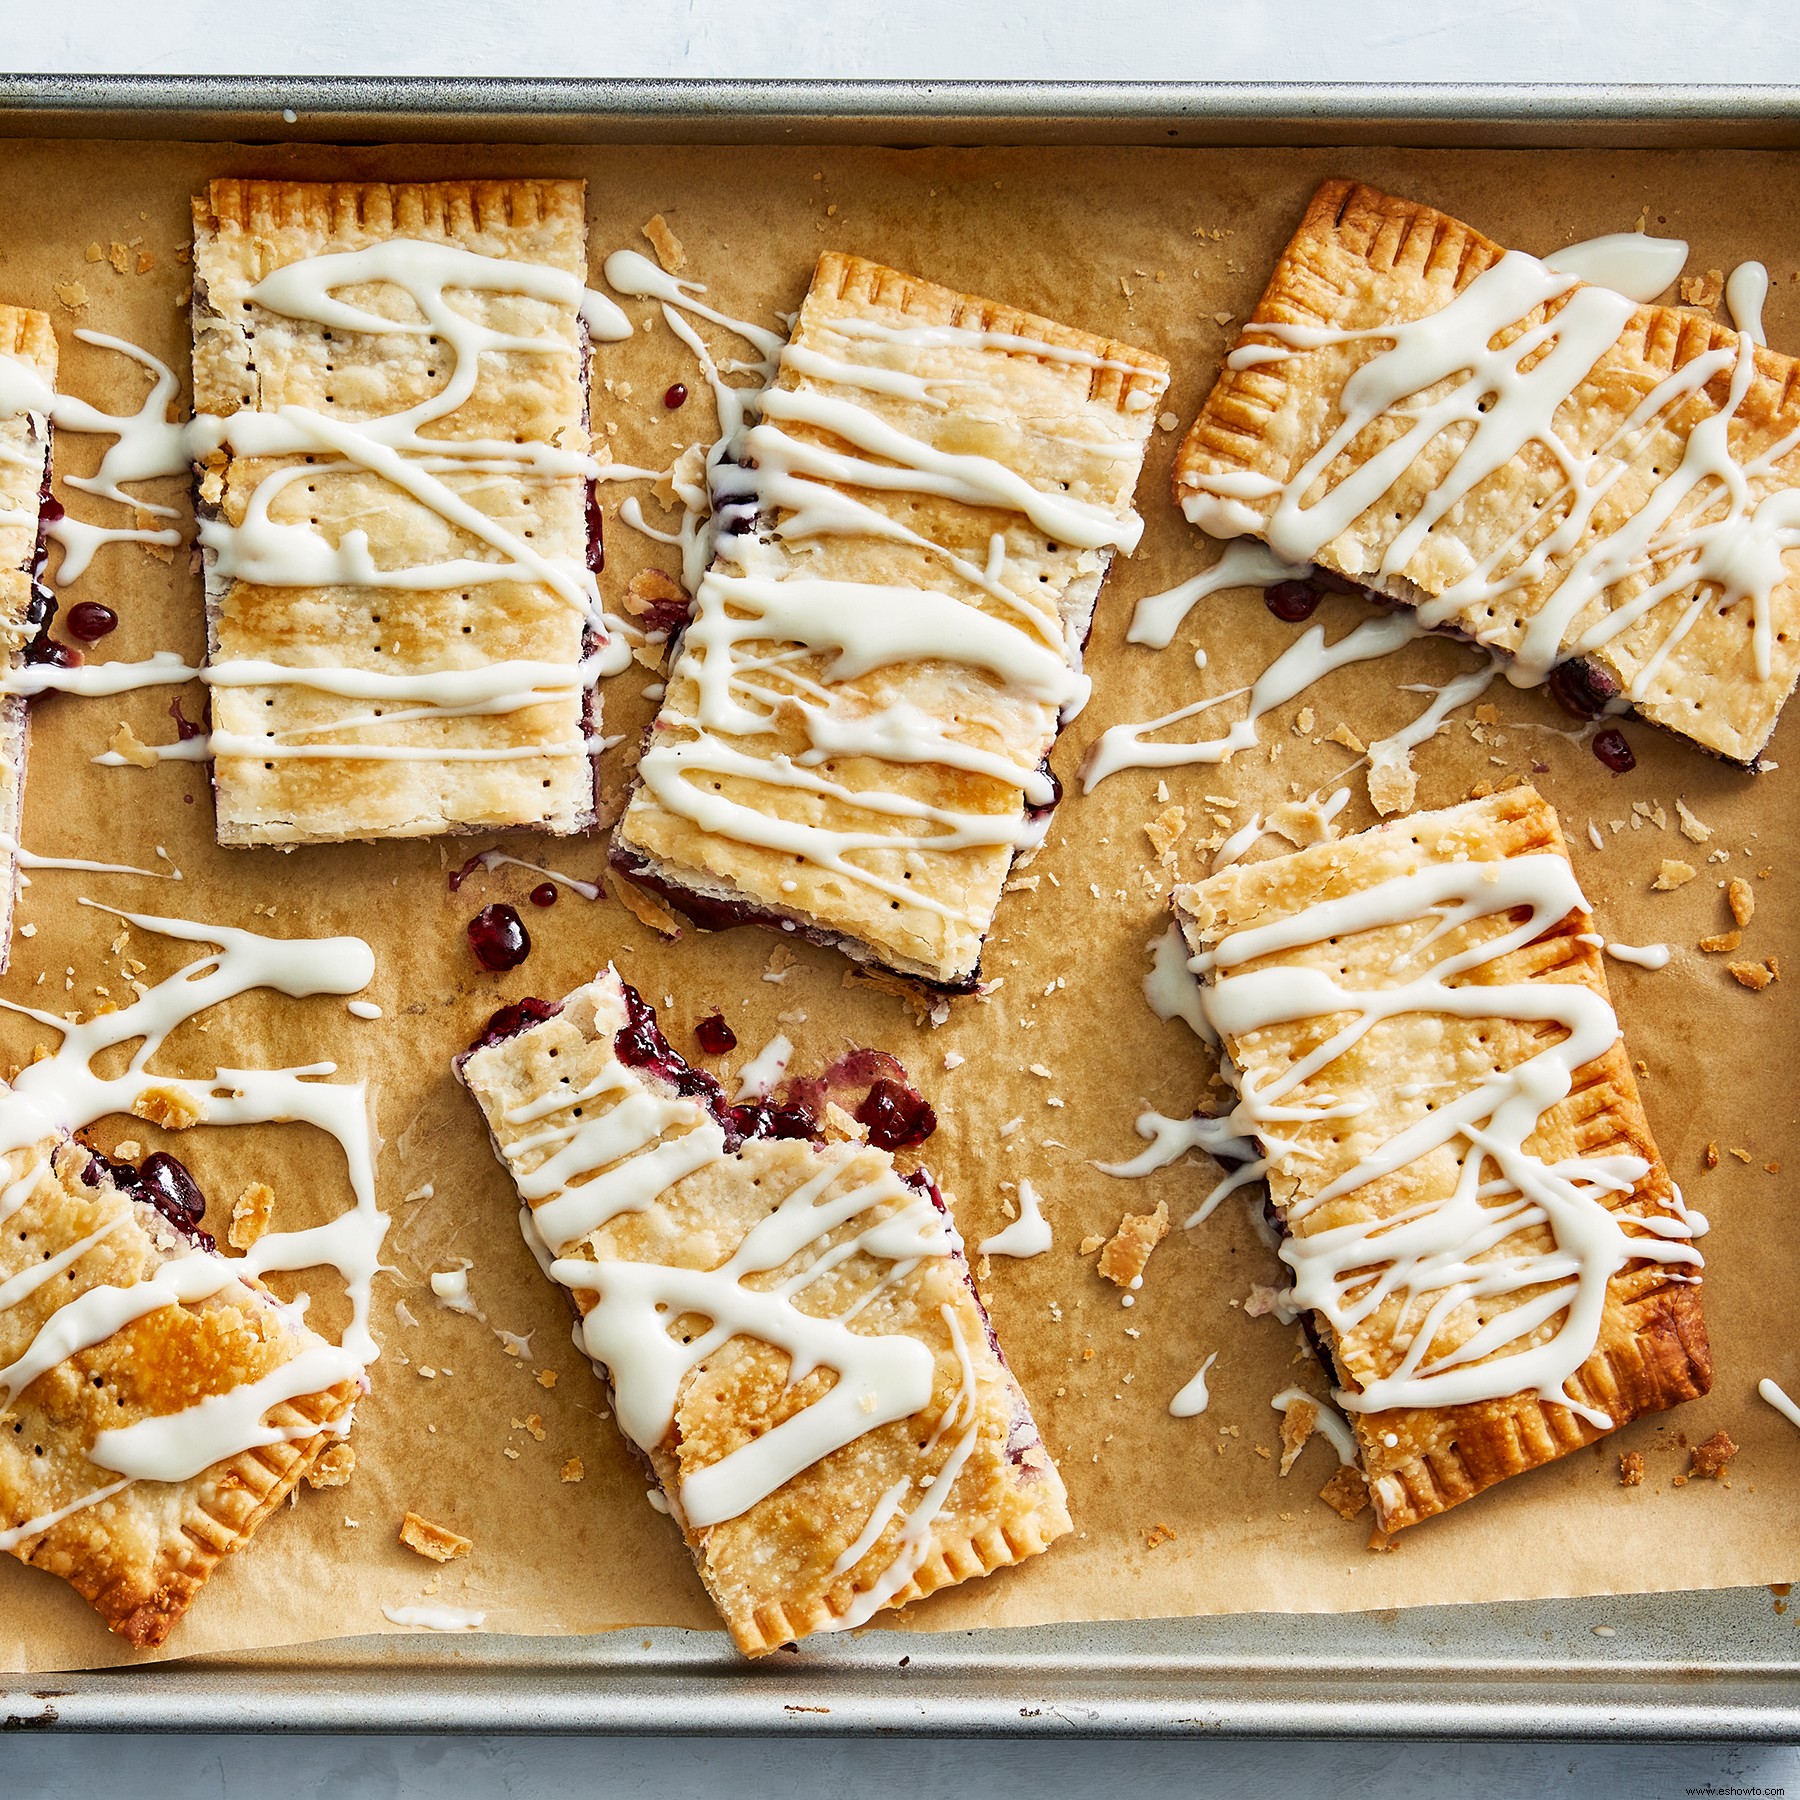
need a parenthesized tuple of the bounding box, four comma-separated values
(467, 903, 531, 972)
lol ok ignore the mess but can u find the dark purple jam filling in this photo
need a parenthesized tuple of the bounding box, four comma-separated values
(663, 383, 688, 410)
(694, 1012, 737, 1055)
(66, 601, 118, 643)
(1307, 566, 1372, 598)
(468, 995, 562, 1052)
(529, 882, 559, 909)
(584, 478, 605, 576)
(635, 591, 693, 639)
(1593, 726, 1636, 775)
(1546, 658, 1621, 721)
(607, 846, 982, 998)
(447, 852, 484, 894)
(1265, 579, 1322, 624)
(613, 980, 938, 1156)
(1023, 760, 1063, 827)
(467, 902, 531, 971)
(22, 584, 79, 668)
(83, 1147, 214, 1252)
(169, 695, 207, 741)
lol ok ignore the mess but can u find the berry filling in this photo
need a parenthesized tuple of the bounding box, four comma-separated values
(1264, 579, 1322, 624)
(663, 383, 688, 410)
(613, 981, 937, 1155)
(66, 601, 118, 642)
(468, 995, 562, 1051)
(1592, 726, 1636, 774)
(467, 902, 531, 971)
(83, 1147, 214, 1253)
(1547, 658, 1621, 720)
(22, 584, 80, 668)
(169, 695, 207, 741)
(694, 1012, 737, 1054)
(529, 882, 559, 908)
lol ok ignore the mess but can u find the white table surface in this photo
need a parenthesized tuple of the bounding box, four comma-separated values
(7, 4, 1800, 1794)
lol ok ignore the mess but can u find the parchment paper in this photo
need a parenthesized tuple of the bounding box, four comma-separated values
(0, 139, 1794, 1673)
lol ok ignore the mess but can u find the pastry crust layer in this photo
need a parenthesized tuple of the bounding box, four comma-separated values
(457, 971, 1071, 1653)
(1174, 179, 1800, 765)
(192, 178, 597, 844)
(613, 251, 1168, 986)
(0, 1127, 358, 1645)
(1173, 788, 1710, 1533)
(0, 306, 56, 976)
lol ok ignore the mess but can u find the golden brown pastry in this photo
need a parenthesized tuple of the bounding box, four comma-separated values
(1173, 788, 1710, 1533)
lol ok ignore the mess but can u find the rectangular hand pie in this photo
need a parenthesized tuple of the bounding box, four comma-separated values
(0, 1124, 359, 1646)
(1174, 179, 1800, 766)
(611, 251, 1169, 988)
(456, 972, 1071, 1653)
(191, 178, 602, 844)
(0, 306, 56, 968)
(1172, 787, 1710, 1533)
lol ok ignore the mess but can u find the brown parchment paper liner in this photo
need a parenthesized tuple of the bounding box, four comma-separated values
(0, 140, 1795, 1673)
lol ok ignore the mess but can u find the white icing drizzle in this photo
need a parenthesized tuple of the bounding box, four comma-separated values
(0, 905, 385, 1499)
(1269, 1386, 1358, 1464)
(489, 975, 964, 1533)
(1193, 854, 1703, 1426)
(605, 243, 1146, 924)
(1096, 1109, 1266, 1229)
(1169, 1351, 1217, 1418)
(0, 835, 174, 881)
(1128, 540, 1311, 649)
(1759, 1377, 1800, 1434)
(732, 1032, 793, 1101)
(0, 240, 638, 766)
(381, 1604, 486, 1631)
(455, 846, 601, 901)
(1144, 922, 1214, 1041)
(1543, 232, 1689, 303)
(1184, 239, 1800, 699)
(978, 1179, 1052, 1258)
(1603, 940, 1671, 969)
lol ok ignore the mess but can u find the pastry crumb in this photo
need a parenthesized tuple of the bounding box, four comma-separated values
(306, 1443, 356, 1489)
(131, 1083, 204, 1130)
(399, 1512, 472, 1563)
(227, 1180, 276, 1250)
(561, 1457, 585, 1483)
(1652, 859, 1696, 891)
(1728, 877, 1756, 927)
(1319, 1466, 1369, 1521)
(108, 721, 160, 769)
(623, 566, 687, 619)
(1327, 723, 1366, 755)
(1097, 1201, 1169, 1288)
(606, 870, 682, 936)
(537, 1369, 558, 1389)
(1078, 1233, 1105, 1256)
(1278, 1397, 1318, 1475)
(1367, 750, 1415, 818)
(1690, 1430, 1739, 1480)
(1675, 798, 1713, 843)
(1703, 1141, 1720, 1169)
(1680, 268, 1725, 310)
(1143, 1521, 1177, 1549)
(1699, 929, 1742, 953)
(822, 1100, 868, 1144)
(1143, 805, 1187, 859)
(54, 280, 88, 310)
(1727, 958, 1779, 991)
(1619, 1450, 1644, 1487)
(641, 213, 686, 273)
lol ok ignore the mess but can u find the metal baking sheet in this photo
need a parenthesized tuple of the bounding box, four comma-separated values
(0, 75, 1795, 1741)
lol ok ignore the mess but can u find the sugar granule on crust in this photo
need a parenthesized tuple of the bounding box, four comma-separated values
(1097, 1201, 1170, 1288)
(399, 1512, 473, 1563)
